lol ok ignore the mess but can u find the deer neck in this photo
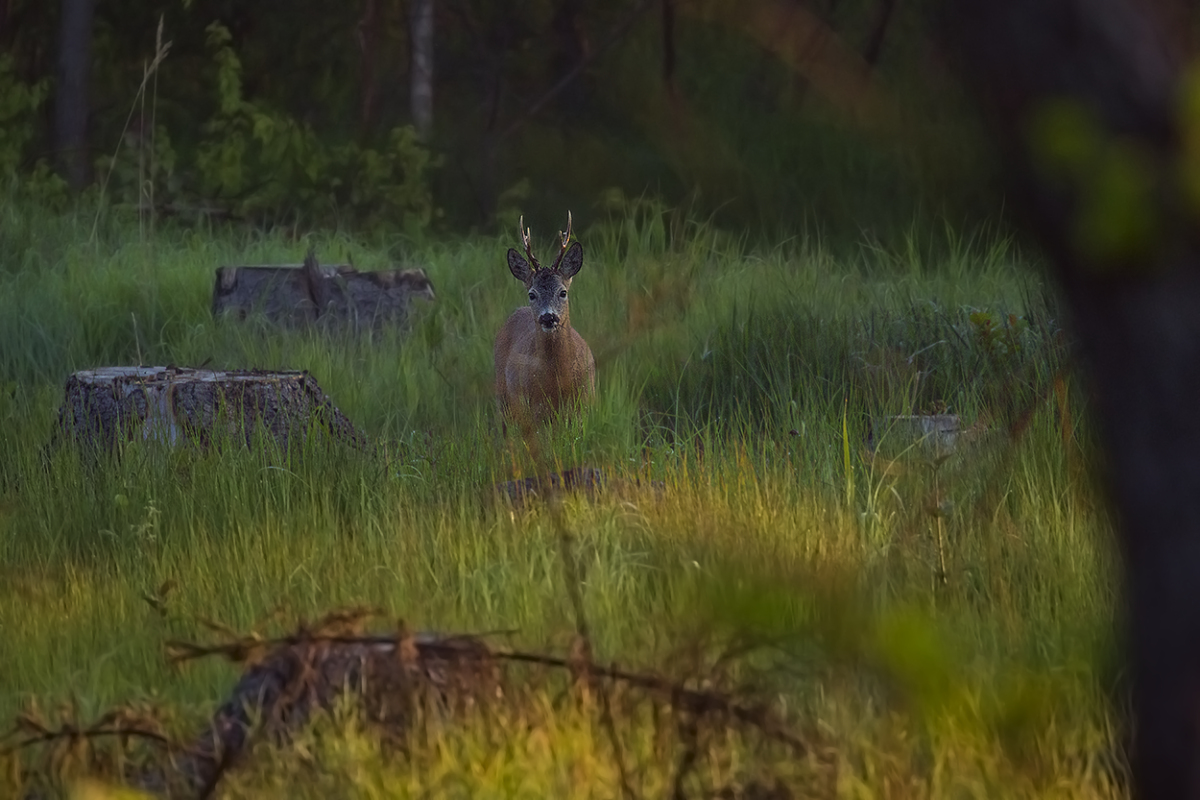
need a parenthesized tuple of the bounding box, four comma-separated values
(534, 316, 573, 362)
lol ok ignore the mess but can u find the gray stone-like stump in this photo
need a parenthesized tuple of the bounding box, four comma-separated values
(49, 366, 366, 455)
(211, 252, 435, 333)
(868, 414, 972, 458)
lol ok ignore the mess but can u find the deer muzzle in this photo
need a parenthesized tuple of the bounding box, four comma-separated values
(538, 312, 560, 331)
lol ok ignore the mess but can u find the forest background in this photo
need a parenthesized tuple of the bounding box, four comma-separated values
(0, 0, 996, 246)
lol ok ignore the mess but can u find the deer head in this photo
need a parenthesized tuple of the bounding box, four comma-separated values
(506, 213, 584, 333)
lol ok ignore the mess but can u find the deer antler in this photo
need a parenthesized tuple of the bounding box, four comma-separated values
(552, 211, 573, 271)
(519, 215, 541, 271)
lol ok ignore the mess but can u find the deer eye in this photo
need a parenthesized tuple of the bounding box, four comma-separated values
(559, 289, 568, 299)
(528, 291, 536, 301)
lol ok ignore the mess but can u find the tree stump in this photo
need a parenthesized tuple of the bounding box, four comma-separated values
(211, 250, 436, 333)
(48, 366, 366, 455)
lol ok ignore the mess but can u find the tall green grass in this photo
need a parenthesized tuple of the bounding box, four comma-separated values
(0, 201, 1120, 797)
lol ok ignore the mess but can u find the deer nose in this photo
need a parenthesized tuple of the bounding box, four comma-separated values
(538, 312, 560, 330)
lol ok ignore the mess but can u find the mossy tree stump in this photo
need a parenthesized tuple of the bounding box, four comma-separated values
(49, 366, 366, 455)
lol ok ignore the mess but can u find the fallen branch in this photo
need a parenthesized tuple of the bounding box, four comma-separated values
(7, 608, 823, 799)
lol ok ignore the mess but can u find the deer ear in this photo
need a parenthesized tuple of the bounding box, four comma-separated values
(507, 248, 532, 282)
(558, 241, 583, 279)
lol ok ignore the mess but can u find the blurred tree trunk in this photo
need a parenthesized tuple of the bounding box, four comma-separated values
(551, 0, 588, 110)
(357, 0, 381, 135)
(941, 0, 1200, 797)
(410, 0, 434, 140)
(862, 0, 895, 67)
(1143, 0, 1194, 63)
(552, 0, 587, 68)
(662, 0, 677, 92)
(55, 0, 95, 189)
(0, 0, 10, 52)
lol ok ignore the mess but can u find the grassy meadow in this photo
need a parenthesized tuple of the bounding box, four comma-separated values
(0, 199, 1122, 797)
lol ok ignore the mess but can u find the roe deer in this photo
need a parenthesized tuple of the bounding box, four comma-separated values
(494, 213, 596, 431)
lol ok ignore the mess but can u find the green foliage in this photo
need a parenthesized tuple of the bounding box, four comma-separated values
(843, 397, 855, 507)
(0, 0, 1004, 242)
(0, 55, 49, 179)
(1177, 63, 1200, 222)
(969, 310, 1031, 363)
(870, 605, 958, 716)
(652, 272, 1064, 431)
(195, 23, 439, 232)
(93, 124, 179, 213)
(494, 178, 533, 236)
(327, 126, 442, 236)
(1029, 99, 1161, 266)
(0, 56, 68, 208)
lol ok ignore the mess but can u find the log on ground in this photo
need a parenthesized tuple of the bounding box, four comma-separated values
(144, 632, 499, 797)
(48, 366, 366, 454)
(211, 251, 435, 333)
(492, 466, 666, 508)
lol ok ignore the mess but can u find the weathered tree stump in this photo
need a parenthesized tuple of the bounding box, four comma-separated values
(48, 366, 366, 455)
(211, 250, 435, 333)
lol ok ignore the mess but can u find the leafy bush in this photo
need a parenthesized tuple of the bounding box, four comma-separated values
(0, 56, 48, 179)
(195, 22, 439, 232)
(0, 57, 67, 208)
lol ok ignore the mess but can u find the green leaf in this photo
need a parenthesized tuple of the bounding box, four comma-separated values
(1177, 64, 1200, 219)
(1027, 100, 1102, 179)
(870, 606, 956, 715)
(1028, 98, 1161, 265)
(842, 396, 854, 508)
(1072, 141, 1159, 263)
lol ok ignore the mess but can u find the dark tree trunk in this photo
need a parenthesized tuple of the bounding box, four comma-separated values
(477, 67, 503, 224)
(498, 0, 655, 141)
(941, 0, 1200, 796)
(356, 0, 382, 134)
(862, 0, 896, 67)
(0, 0, 11, 51)
(1143, 0, 1194, 64)
(551, 0, 588, 107)
(410, 0, 434, 140)
(661, 0, 676, 90)
(54, 0, 95, 190)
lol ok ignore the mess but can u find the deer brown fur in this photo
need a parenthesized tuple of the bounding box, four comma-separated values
(494, 213, 596, 431)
